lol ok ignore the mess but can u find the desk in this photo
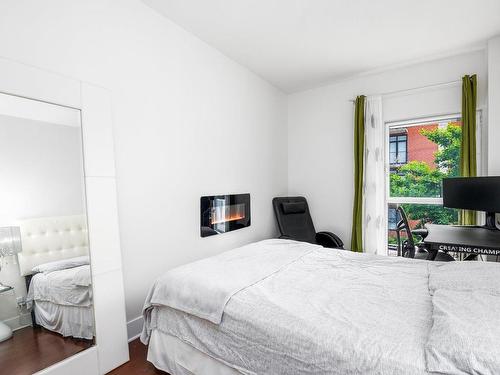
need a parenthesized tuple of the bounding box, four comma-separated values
(424, 224, 500, 259)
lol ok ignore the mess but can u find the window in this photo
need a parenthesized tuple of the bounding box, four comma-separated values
(388, 206, 398, 230)
(389, 134, 407, 166)
(385, 114, 472, 256)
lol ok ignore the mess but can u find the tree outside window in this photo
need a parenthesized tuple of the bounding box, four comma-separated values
(387, 120, 461, 249)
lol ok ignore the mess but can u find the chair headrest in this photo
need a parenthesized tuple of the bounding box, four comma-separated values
(281, 201, 307, 214)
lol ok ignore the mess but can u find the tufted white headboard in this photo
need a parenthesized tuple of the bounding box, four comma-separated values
(17, 215, 89, 276)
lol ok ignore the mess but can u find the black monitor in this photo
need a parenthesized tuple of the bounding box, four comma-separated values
(442, 176, 500, 229)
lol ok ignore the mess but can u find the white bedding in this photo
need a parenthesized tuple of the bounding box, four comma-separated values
(148, 329, 241, 375)
(143, 240, 434, 374)
(27, 265, 92, 307)
(425, 289, 500, 375)
(143, 239, 319, 325)
(429, 261, 500, 295)
(27, 264, 94, 339)
(34, 301, 94, 340)
(142, 239, 500, 375)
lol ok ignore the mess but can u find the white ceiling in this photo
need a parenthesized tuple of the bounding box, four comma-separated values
(143, 0, 500, 93)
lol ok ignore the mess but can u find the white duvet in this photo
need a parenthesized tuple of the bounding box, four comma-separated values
(27, 264, 92, 307)
(426, 289, 500, 375)
(142, 239, 319, 325)
(142, 239, 500, 375)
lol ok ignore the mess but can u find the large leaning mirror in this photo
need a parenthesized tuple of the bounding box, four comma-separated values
(0, 92, 95, 374)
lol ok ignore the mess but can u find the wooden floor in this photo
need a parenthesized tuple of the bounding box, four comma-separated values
(0, 328, 166, 375)
(108, 339, 167, 375)
(0, 326, 93, 375)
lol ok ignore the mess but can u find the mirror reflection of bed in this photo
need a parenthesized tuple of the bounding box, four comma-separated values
(0, 96, 95, 374)
(21, 216, 94, 338)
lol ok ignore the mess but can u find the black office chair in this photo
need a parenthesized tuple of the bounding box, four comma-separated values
(272, 196, 344, 249)
(396, 206, 428, 259)
(396, 206, 454, 262)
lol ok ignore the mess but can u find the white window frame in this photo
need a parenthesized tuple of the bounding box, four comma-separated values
(383, 111, 483, 254)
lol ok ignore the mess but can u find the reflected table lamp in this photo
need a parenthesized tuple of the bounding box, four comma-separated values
(0, 226, 22, 342)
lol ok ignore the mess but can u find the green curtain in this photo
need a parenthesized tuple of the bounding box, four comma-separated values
(459, 74, 477, 225)
(350, 95, 365, 252)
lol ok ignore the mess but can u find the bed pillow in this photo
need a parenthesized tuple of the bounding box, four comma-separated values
(31, 256, 90, 274)
(429, 261, 500, 295)
(425, 289, 500, 374)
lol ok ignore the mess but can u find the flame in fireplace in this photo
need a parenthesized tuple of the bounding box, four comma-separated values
(210, 214, 245, 225)
(210, 203, 245, 225)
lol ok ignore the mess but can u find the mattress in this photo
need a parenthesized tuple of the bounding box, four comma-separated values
(144, 243, 433, 375)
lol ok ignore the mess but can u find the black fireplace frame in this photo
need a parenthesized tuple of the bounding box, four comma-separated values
(200, 193, 251, 237)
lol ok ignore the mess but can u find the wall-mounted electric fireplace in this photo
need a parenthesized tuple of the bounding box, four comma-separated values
(200, 193, 251, 237)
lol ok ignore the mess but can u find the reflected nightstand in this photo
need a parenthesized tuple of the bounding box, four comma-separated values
(0, 284, 13, 294)
(0, 284, 14, 342)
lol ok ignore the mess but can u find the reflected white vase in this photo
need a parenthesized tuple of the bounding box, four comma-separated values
(0, 321, 13, 342)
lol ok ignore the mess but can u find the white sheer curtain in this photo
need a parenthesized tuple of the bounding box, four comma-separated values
(363, 96, 386, 254)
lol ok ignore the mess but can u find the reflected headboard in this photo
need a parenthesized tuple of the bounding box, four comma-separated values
(17, 215, 89, 276)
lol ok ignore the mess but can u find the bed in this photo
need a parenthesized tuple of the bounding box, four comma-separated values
(142, 239, 500, 375)
(17, 215, 94, 340)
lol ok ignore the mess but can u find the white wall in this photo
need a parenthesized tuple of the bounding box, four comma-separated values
(0, 115, 85, 226)
(0, 115, 85, 329)
(488, 36, 500, 175)
(0, 0, 287, 337)
(287, 50, 488, 247)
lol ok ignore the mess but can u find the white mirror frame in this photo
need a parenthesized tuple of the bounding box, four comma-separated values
(0, 57, 129, 375)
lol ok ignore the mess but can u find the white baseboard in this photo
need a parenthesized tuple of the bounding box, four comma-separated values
(12, 322, 32, 332)
(3, 313, 32, 331)
(126, 315, 144, 342)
